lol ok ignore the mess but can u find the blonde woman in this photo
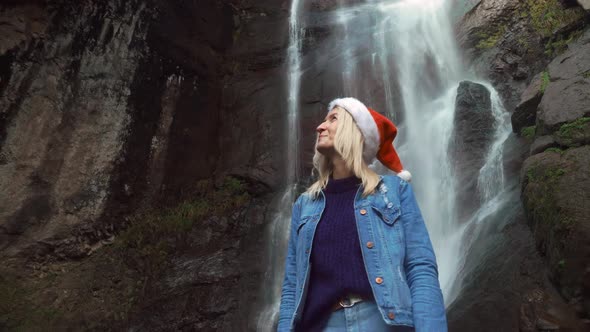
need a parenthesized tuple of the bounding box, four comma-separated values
(277, 98, 447, 332)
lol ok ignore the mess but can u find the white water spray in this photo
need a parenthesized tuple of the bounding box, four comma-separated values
(256, 0, 303, 331)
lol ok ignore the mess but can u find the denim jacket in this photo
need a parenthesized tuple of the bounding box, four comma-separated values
(277, 175, 447, 331)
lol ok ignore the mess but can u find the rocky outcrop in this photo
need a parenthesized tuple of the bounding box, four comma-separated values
(536, 28, 590, 135)
(0, 0, 290, 330)
(449, 81, 494, 221)
(454, 1, 590, 329)
(0, 0, 153, 258)
(448, 205, 585, 332)
(521, 146, 590, 320)
(512, 72, 544, 134)
(516, 27, 590, 152)
(513, 18, 590, 331)
(457, 0, 588, 112)
(514, 31, 590, 322)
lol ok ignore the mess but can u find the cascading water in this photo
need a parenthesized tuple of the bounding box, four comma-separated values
(257, 0, 516, 328)
(446, 82, 515, 302)
(370, 0, 464, 303)
(256, 0, 303, 331)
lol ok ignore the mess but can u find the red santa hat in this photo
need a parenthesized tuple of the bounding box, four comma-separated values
(328, 97, 412, 182)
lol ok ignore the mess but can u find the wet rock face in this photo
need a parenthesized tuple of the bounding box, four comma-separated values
(509, 23, 590, 330)
(0, 0, 153, 258)
(456, 0, 587, 112)
(447, 208, 585, 332)
(457, 1, 590, 328)
(0, 0, 288, 330)
(0, 0, 284, 261)
(456, 0, 530, 111)
(537, 28, 590, 135)
(449, 81, 494, 221)
(512, 72, 544, 134)
(517, 27, 590, 152)
(521, 146, 590, 319)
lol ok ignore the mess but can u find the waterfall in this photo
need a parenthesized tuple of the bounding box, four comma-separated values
(327, 0, 466, 302)
(445, 82, 514, 304)
(257, 0, 515, 328)
(256, 0, 303, 331)
(371, 0, 464, 303)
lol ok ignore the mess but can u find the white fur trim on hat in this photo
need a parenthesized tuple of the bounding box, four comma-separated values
(328, 97, 380, 164)
(397, 170, 412, 182)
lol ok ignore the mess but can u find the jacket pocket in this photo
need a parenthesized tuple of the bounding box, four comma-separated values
(371, 205, 401, 225)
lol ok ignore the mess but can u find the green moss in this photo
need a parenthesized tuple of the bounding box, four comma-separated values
(545, 147, 564, 154)
(476, 24, 506, 50)
(560, 216, 575, 227)
(545, 29, 585, 56)
(583, 71, 590, 79)
(526, 0, 586, 38)
(116, 176, 251, 277)
(521, 125, 536, 139)
(526, 164, 564, 191)
(517, 37, 530, 51)
(551, 168, 565, 178)
(525, 164, 566, 226)
(0, 273, 63, 331)
(524, 162, 569, 277)
(524, 159, 577, 294)
(527, 166, 565, 183)
(540, 71, 550, 93)
(558, 117, 590, 137)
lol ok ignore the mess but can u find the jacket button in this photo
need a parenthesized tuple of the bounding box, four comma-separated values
(360, 209, 367, 215)
(375, 277, 383, 284)
(366, 242, 374, 249)
(388, 312, 395, 320)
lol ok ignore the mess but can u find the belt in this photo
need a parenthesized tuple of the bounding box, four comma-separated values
(331, 294, 368, 311)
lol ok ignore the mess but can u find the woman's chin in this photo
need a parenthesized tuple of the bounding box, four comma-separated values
(316, 145, 335, 156)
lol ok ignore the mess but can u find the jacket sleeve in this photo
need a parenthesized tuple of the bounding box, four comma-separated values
(399, 180, 448, 332)
(277, 196, 302, 332)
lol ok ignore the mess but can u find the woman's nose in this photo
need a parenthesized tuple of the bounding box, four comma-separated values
(316, 121, 327, 133)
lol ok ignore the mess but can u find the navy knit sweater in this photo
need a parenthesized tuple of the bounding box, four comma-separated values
(297, 176, 374, 332)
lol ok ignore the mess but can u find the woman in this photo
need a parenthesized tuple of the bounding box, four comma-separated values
(277, 97, 447, 332)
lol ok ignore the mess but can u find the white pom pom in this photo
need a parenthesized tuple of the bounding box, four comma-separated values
(397, 170, 412, 182)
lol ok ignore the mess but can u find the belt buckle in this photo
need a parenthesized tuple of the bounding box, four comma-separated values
(339, 295, 362, 308)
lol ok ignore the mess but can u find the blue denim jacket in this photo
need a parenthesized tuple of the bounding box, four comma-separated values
(277, 175, 447, 331)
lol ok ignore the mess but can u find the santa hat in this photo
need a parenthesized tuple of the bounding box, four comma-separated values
(328, 97, 412, 182)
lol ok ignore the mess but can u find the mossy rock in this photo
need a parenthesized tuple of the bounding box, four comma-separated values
(553, 117, 590, 147)
(0, 270, 64, 331)
(115, 176, 251, 277)
(525, 0, 587, 38)
(521, 145, 590, 315)
(521, 125, 537, 139)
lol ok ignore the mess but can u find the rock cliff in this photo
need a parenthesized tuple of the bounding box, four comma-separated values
(452, 0, 590, 330)
(0, 0, 290, 330)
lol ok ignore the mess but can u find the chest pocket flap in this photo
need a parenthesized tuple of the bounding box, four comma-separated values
(371, 204, 401, 225)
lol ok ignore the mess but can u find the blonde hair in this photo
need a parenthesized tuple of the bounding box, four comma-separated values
(306, 106, 380, 198)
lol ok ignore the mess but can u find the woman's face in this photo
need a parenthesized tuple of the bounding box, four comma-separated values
(316, 107, 340, 155)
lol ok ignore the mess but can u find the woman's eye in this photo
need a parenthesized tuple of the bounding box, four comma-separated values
(330, 117, 337, 122)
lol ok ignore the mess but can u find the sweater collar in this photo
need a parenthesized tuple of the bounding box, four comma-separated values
(324, 176, 361, 194)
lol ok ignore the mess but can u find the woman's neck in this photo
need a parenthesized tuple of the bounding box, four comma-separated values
(331, 157, 354, 179)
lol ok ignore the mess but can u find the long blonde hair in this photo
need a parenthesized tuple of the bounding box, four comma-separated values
(306, 106, 380, 197)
